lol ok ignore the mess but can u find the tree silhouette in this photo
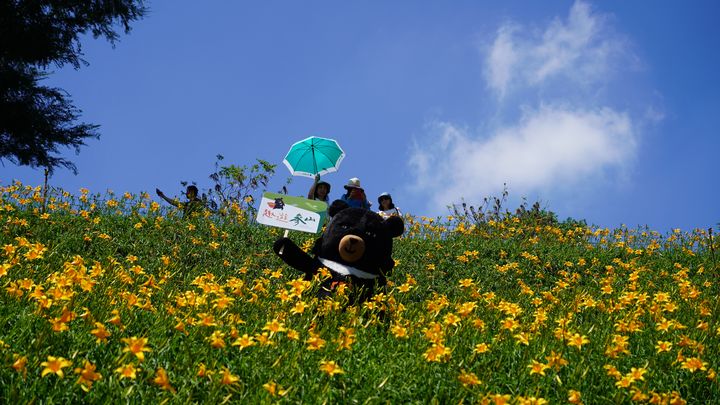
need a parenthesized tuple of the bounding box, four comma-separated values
(0, 0, 146, 173)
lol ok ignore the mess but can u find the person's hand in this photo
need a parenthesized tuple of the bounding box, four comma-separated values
(314, 174, 320, 183)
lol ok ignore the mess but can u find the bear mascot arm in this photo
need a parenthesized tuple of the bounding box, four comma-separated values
(272, 236, 318, 279)
(374, 212, 404, 278)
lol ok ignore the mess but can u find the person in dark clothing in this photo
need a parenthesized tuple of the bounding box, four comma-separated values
(308, 174, 331, 203)
(340, 177, 371, 210)
(156, 185, 205, 218)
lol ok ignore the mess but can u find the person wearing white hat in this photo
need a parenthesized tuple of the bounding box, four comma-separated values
(377, 192, 401, 219)
(340, 177, 371, 209)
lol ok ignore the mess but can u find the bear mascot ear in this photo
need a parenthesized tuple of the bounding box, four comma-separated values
(328, 199, 350, 217)
(384, 215, 404, 238)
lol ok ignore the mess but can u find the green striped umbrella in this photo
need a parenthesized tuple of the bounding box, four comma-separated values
(282, 136, 345, 178)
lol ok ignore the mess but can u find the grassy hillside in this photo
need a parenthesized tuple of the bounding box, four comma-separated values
(1, 182, 718, 403)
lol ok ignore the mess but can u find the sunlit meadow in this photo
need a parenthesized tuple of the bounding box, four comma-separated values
(1, 181, 718, 403)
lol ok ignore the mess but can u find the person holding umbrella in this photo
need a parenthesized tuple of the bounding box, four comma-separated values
(283, 136, 344, 205)
(283, 135, 343, 206)
(307, 174, 331, 203)
(340, 178, 371, 210)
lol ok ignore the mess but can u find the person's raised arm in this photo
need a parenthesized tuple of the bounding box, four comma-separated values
(307, 174, 320, 199)
(156, 188, 181, 208)
(360, 189, 372, 209)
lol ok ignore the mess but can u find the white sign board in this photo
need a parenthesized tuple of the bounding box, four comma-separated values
(256, 192, 327, 233)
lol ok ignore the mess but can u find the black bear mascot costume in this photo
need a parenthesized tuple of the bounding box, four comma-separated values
(273, 200, 404, 305)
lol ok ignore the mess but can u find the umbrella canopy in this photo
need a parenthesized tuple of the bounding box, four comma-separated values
(282, 136, 345, 178)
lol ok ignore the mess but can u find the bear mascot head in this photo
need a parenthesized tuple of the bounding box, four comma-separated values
(273, 200, 404, 305)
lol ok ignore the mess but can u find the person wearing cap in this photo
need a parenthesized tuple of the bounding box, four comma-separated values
(156, 185, 206, 218)
(377, 192, 401, 219)
(307, 174, 331, 203)
(340, 177, 371, 209)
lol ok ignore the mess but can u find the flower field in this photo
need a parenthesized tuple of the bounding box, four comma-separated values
(1, 182, 718, 403)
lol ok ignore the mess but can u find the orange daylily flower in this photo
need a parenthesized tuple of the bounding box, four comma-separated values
(319, 360, 345, 376)
(121, 337, 152, 361)
(153, 367, 175, 393)
(74, 361, 102, 392)
(41, 356, 72, 378)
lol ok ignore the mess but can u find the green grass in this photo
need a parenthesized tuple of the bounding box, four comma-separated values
(0, 183, 718, 403)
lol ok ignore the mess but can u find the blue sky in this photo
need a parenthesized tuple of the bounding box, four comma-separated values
(3, 0, 719, 232)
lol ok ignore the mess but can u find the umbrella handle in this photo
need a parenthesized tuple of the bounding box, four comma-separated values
(311, 148, 317, 175)
(278, 229, 290, 255)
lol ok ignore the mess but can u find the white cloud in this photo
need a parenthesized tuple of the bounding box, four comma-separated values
(410, 106, 636, 210)
(485, 24, 519, 99)
(484, 1, 626, 95)
(408, 1, 645, 213)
